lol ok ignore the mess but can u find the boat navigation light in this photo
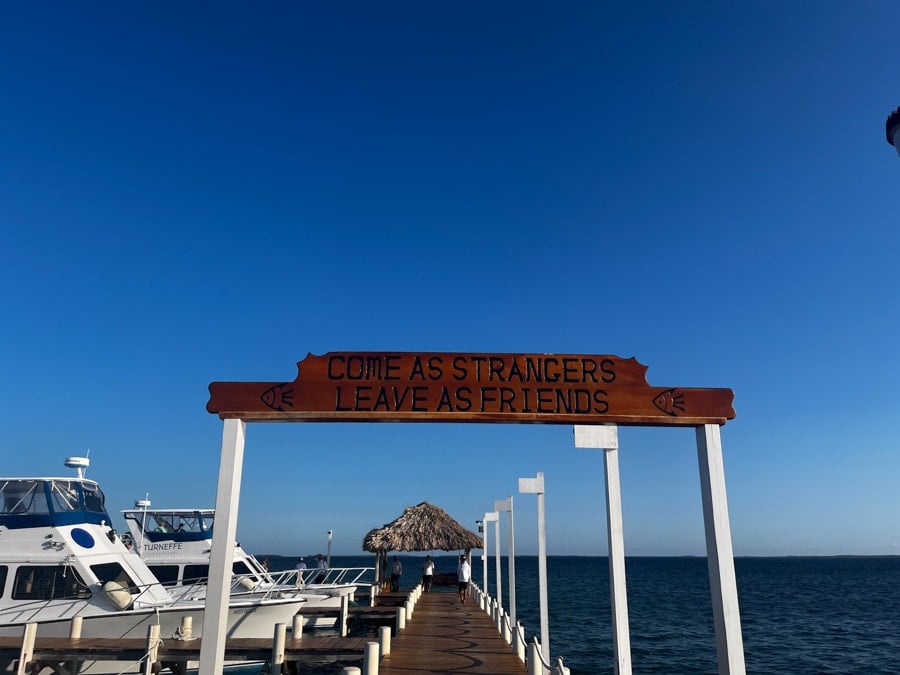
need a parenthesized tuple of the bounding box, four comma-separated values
(64, 456, 90, 479)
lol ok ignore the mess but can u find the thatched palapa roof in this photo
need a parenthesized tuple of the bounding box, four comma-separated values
(362, 501, 483, 553)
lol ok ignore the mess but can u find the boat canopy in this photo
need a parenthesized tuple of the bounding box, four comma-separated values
(122, 508, 214, 543)
(0, 478, 110, 529)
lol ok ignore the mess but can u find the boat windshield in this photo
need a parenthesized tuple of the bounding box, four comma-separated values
(144, 511, 212, 534)
(0, 479, 107, 516)
(0, 480, 50, 515)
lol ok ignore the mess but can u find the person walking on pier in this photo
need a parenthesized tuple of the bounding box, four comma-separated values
(391, 556, 403, 591)
(457, 554, 471, 603)
(422, 555, 435, 592)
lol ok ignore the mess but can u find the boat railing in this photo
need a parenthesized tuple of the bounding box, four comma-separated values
(263, 566, 374, 589)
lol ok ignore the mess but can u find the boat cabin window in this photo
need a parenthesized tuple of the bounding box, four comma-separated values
(47, 480, 82, 512)
(183, 564, 209, 584)
(148, 565, 180, 585)
(13, 565, 91, 600)
(90, 562, 140, 593)
(0, 480, 50, 515)
(0, 566, 7, 598)
(233, 561, 254, 576)
(82, 484, 105, 513)
(150, 514, 176, 533)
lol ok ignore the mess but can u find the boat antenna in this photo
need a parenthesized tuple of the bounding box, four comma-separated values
(326, 529, 333, 567)
(135, 494, 151, 559)
(64, 455, 91, 479)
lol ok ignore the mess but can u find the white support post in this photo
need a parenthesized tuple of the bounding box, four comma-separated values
(379, 625, 391, 656)
(341, 594, 350, 636)
(199, 418, 247, 675)
(696, 424, 746, 675)
(144, 623, 161, 675)
(68, 615, 83, 675)
(17, 623, 36, 675)
(484, 510, 500, 608)
(364, 641, 379, 675)
(574, 424, 632, 675)
(292, 614, 304, 640)
(495, 496, 517, 625)
(270, 623, 286, 675)
(519, 473, 549, 671)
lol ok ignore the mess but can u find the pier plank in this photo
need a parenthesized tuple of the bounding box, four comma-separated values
(379, 591, 527, 674)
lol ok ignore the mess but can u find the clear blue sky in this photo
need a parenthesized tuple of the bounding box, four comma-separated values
(2, 2, 898, 557)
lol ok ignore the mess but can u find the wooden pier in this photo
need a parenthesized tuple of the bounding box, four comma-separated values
(0, 586, 528, 674)
(379, 590, 527, 674)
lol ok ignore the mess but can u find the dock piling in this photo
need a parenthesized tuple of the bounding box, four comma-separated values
(363, 641, 379, 675)
(378, 625, 391, 656)
(16, 623, 37, 675)
(270, 623, 286, 674)
(143, 623, 161, 675)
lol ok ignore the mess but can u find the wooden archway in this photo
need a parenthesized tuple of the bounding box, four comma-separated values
(198, 352, 743, 675)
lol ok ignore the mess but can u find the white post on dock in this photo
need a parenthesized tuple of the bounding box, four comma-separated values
(292, 614, 304, 640)
(16, 623, 37, 675)
(68, 615, 83, 675)
(495, 496, 517, 625)
(574, 424, 632, 675)
(143, 623, 161, 675)
(199, 418, 247, 675)
(483, 510, 500, 605)
(519, 473, 549, 671)
(270, 623, 286, 675)
(363, 641, 379, 675)
(696, 424, 746, 675)
(379, 625, 391, 656)
(341, 594, 350, 636)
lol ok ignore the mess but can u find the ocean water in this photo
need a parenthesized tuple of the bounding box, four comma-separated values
(246, 554, 900, 674)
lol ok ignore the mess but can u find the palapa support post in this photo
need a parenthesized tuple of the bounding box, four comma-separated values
(574, 424, 632, 675)
(696, 424, 746, 675)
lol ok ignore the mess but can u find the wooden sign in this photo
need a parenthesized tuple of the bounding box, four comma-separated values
(207, 352, 734, 426)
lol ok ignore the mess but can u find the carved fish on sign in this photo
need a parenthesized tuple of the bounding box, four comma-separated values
(651, 388, 685, 416)
(261, 383, 294, 411)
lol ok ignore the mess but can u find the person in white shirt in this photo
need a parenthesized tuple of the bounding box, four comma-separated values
(456, 554, 471, 603)
(422, 555, 435, 592)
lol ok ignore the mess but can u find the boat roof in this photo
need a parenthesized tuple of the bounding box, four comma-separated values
(0, 476, 99, 485)
(122, 508, 215, 517)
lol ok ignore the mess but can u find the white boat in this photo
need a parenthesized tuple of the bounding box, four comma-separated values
(120, 503, 374, 628)
(0, 458, 310, 673)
